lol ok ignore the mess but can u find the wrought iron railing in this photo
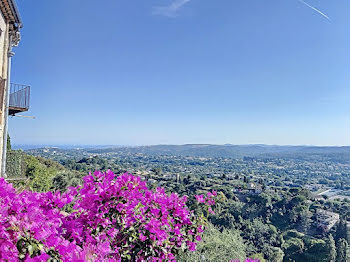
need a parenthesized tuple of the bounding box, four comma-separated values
(9, 83, 30, 110)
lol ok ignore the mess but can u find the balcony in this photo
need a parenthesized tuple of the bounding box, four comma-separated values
(9, 83, 30, 116)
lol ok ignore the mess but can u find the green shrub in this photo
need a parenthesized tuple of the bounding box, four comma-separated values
(177, 223, 246, 262)
(6, 150, 26, 178)
(24, 155, 57, 192)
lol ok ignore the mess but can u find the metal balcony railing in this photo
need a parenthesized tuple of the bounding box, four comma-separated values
(9, 83, 30, 115)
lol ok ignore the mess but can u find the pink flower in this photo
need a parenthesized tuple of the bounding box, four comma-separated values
(0, 171, 208, 261)
(195, 235, 202, 241)
(187, 241, 197, 251)
(195, 195, 205, 203)
(197, 225, 204, 233)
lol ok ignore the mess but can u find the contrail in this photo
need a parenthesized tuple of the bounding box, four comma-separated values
(153, 0, 191, 17)
(298, 0, 330, 21)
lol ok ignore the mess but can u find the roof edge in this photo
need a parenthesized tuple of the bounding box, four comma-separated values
(7, 0, 22, 28)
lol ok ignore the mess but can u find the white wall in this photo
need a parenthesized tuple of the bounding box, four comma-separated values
(0, 13, 8, 79)
(0, 12, 10, 176)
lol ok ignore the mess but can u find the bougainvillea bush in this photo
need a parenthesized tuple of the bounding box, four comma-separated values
(0, 170, 216, 261)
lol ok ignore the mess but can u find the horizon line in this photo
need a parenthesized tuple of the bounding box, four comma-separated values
(12, 143, 350, 149)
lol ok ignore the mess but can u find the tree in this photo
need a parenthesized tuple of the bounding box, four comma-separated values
(242, 218, 280, 256)
(151, 167, 162, 176)
(336, 238, 348, 262)
(177, 223, 246, 262)
(52, 172, 82, 192)
(299, 210, 311, 233)
(269, 247, 284, 262)
(335, 219, 348, 242)
(283, 237, 305, 260)
(6, 134, 11, 151)
(24, 155, 58, 192)
(327, 234, 337, 262)
(301, 238, 329, 262)
(250, 253, 266, 262)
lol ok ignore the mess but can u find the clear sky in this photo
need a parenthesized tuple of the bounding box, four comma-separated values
(9, 0, 350, 146)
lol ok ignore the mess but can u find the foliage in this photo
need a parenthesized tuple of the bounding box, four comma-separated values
(6, 150, 26, 178)
(240, 218, 281, 259)
(249, 253, 266, 262)
(282, 231, 331, 262)
(24, 155, 57, 192)
(0, 171, 214, 261)
(268, 247, 284, 262)
(336, 238, 348, 262)
(26, 146, 350, 261)
(51, 172, 82, 192)
(327, 234, 337, 262)
(35, 156, 65, 171)
(7, 134, 11, 151)
(282, 237, 305, 261)
(298, 238, 329, 262)
(177, 223, 246, 262)
(7, 151, 81, 193)
(335, 219, 349, 242)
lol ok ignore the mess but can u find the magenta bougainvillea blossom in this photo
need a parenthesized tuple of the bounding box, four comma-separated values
(0, 171, 216, 261)
(230, 259, 260, 262)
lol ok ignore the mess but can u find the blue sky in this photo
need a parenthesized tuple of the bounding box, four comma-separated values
(9, 0, 350, 146)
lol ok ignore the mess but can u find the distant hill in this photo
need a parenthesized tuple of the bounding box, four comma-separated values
(84, 144, 350, 163)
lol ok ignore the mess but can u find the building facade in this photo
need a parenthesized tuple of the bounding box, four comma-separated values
(0, 0, 22, 177)
(316, 209, 340, 232)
